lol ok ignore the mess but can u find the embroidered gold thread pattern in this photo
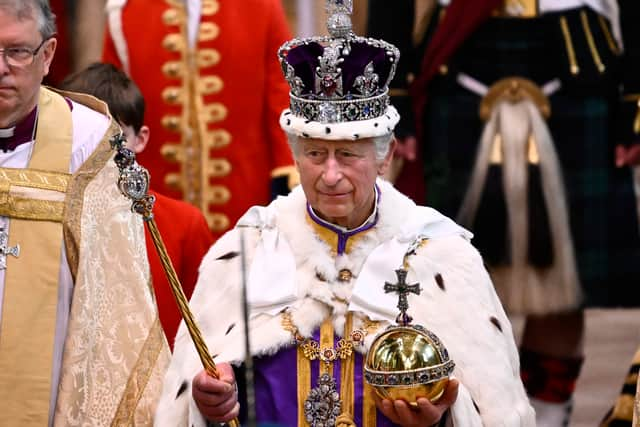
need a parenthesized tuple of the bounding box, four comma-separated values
(0, 168, 69, 192)
(560, 16, 580, 75)
(111, 317, 166, 426)
(580, 11, 605, 73)
(0, 196, 65, 222)
(63, 124, 119, 281)
(56, 125, 170, 425)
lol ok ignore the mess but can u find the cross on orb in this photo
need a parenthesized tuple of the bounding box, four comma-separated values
(384, 269, 421, 326)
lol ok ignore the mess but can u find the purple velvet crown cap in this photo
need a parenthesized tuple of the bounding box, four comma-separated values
(283, 40, 397, 99)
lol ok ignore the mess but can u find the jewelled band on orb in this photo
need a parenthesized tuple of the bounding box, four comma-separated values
(364, 360, 456, 387)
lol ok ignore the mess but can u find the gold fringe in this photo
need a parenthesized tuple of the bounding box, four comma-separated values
(598, 15, 620, 55)
(560, 16, 580, 75)
(580, 11, 605, 73)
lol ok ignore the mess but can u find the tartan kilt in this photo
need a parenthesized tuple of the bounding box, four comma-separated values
(422, 7, 640, 309)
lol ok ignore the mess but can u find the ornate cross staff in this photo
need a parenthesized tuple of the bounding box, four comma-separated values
(0, 227, 19, 270)
(109, 134, 240, 427)
(384, 268, 422, 326)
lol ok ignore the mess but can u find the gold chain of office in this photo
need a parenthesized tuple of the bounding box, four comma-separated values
(281, 311, 380, 363)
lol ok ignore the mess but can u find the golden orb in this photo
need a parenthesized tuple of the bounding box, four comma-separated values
(364, 324, 455, 406)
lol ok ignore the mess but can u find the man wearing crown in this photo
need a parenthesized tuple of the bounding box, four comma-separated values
(156, 1, 535, 426)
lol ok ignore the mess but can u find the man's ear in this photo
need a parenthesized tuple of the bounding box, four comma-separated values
(42, 38, 57, 77)
(131, 125, 150, 154)
(378, 137, 398, 176)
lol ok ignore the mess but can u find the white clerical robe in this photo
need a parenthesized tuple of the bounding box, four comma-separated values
(0, 98, 109, 424)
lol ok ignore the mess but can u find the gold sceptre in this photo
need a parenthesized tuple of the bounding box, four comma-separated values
(110, 134, 240, 427)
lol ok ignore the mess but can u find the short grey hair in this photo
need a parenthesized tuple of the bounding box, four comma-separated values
(0, 0, 57, 40)
(285, 132, 394, 162)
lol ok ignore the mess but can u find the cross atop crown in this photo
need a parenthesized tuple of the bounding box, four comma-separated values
(384, 269, 422, 326)
(326, 0, 353, 15)
(325, 0, 354, 38)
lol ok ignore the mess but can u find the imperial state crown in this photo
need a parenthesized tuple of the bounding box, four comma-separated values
(278, 0, 400, 140)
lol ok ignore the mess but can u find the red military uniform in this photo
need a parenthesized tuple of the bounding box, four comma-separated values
(147, 190, 214, 348)
(103, 0, 296, 238)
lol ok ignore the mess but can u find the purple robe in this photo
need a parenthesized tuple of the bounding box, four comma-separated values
(253, 330, 396, 426)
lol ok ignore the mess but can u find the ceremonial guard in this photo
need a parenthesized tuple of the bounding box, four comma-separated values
(365, 0, 640, 424)
(156, 2, 535, 426)
(102, 0, 297, 238)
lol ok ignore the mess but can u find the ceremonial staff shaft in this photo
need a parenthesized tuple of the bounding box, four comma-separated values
(110, 134, 240, 427)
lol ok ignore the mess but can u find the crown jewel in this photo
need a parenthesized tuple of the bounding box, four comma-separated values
(278, 0, 400, 125)
(326, 0, 353, 38)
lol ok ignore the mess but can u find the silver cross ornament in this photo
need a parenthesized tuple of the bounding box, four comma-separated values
(0, 227, 19, 270)
(326, 0, 353, 38)
(326, 0, 353, 14)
